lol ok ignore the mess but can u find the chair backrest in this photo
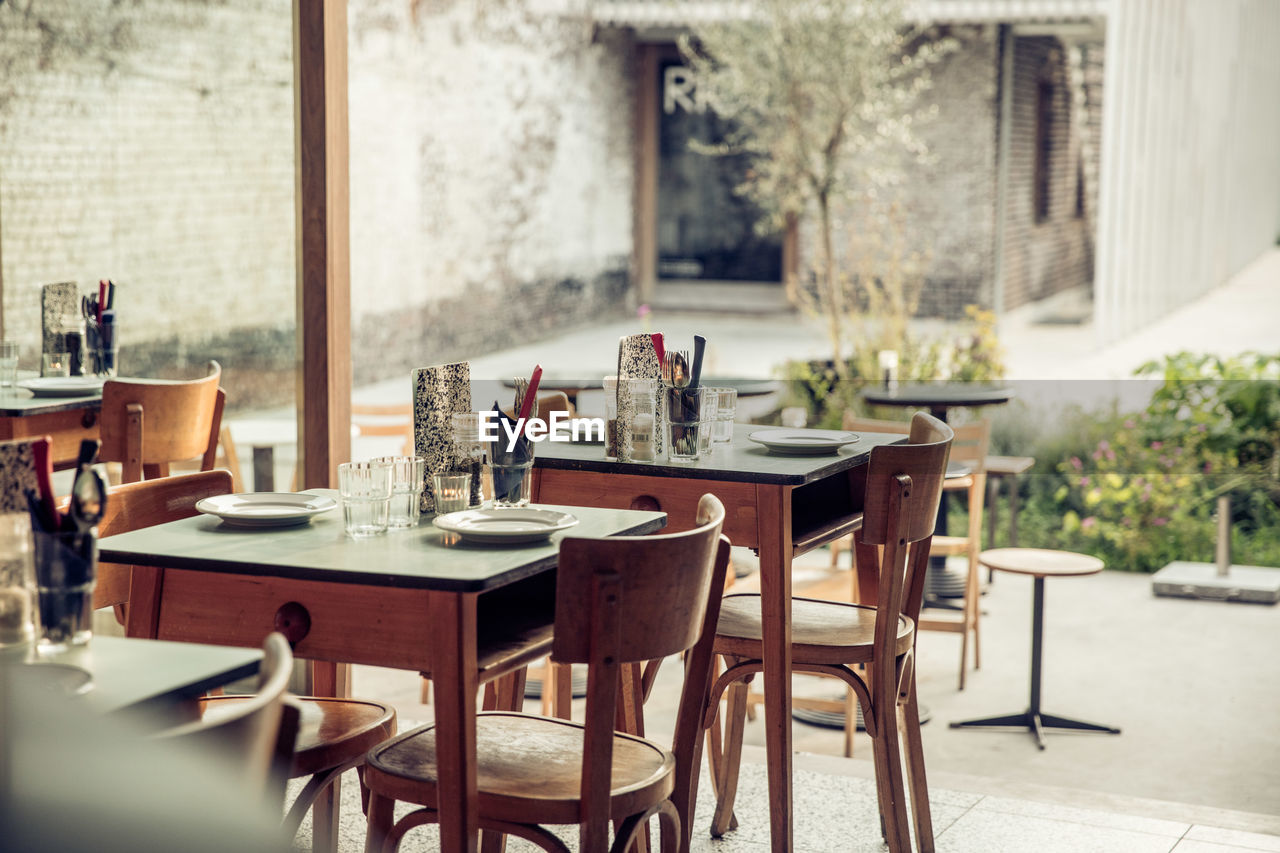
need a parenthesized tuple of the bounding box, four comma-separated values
(99, 361, 225, 483)
(551, 494, 731, 850)
(846, 414, 989, 475)
(95, 470, 235, 611)
(855, 413, 952, 664)
(159, 632, 300, 806)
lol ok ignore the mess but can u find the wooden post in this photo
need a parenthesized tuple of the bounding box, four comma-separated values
(294, 0, 352, 489)
(633, 43, 659, 308)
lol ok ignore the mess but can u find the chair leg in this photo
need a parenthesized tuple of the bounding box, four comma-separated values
(364, 791, 396, 853)
(843, 684, 857, 758)
(900, 687, 935, 853)
(710, 678, 748, 837)
(871, 703, 913, 853)
(419, 675, 431, 705)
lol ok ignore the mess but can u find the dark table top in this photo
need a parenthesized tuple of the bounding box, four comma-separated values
(500, 377, 781, 398)
(862, 383, 1014, 409)
(99, 490, 667, 593)
(0, 384, 102, 416)
(535, 423, 902, 486)
(29, 635, 262, 713)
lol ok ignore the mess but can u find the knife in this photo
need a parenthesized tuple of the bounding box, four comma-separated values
(690, 335, 706, 390)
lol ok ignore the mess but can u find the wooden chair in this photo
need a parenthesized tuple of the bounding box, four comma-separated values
(363, 495, 732, 853)
(706, 412, 951, 852)
(95, 469, 236, 617)
(98, 360, 225, 483)
(101, 470, 397, 852)
(159, 632, 301, 806)
(839, 415, 990, 690)
(352, 402, 413, 456)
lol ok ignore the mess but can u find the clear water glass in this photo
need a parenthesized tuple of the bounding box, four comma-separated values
(374, 455, 426, 528)
(709, 387, 737, 443)
(0, 514, 38, 659)
(0, 341, 18, 389)
(338, 461, 392, 538)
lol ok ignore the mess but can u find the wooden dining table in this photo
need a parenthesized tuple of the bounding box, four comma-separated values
(99, 492, 666, 853)
(0, 381, 102, 468)
(532, 423, 902, 852)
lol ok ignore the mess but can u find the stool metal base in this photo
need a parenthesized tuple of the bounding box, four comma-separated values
(949, 708, 1120, 750)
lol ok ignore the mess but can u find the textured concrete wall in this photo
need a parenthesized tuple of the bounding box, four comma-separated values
(347, 0, 636, 384)
(0, 0, 636, 406)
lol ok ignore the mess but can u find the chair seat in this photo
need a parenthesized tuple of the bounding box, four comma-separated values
(364, 712, 675, 826)
(199, 695, 395, 777)
(714, 594, 914, 664)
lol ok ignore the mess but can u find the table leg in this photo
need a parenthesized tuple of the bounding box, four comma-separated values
(430, 591, 480, 853)
(252, 446, 275, 492)
(756, 484, 793, 852)
(949, 577, 1119, 748)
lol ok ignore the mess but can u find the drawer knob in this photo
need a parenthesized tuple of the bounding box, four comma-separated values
(273, 601, 311, 647)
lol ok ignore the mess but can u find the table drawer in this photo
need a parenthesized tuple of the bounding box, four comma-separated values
(0, 408, 98, 468)
(154, 569, 435, 671)
(534, 468, 759, 547)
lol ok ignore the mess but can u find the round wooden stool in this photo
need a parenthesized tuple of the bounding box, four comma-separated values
(949, 548, 1121, 749)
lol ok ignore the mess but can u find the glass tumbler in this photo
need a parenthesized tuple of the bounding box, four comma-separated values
(33, 530, 96, 651)
(666, 387, 711, 462)
(432, 472, 472, 514)
(0, 341, 18, 390)
(709, 387, 737, 443)
(338, 461, 392, 538)
(375, 456, 426, 528)
(451, 412, 486, 508)
(0, 514, 39, 659)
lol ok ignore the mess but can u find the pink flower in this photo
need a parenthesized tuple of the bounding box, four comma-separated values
(1106, 447, 1116, 462)
(1195, 423, 1208, 433)
(1153, 517, 1168, 526)
(1204, 462, 1213, 473)
(1124, 419, 1136, 429)
(1070, 456, 1083, 471)
(1080, 476, 1091, 487)
(1081, 516, 1097, 529)
(1150, 441, 1163, 450)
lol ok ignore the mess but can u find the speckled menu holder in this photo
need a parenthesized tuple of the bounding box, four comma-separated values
(41, 282, 78, 357)
(0, 438, 42, 514)
(412, 362, 472, 514)
(617, 333, 665, 460)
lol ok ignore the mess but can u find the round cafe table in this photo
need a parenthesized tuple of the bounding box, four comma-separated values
(949, 548, 1121, 749)
(862, 383, 1014, 604)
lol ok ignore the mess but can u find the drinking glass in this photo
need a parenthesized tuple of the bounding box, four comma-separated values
(450, 412, 486, 507)
(432, 472, 472, 514)
(33, 530, 96, 651)
(0, 341, 18, 389)
(709, 387, 737, 443)
(338, 461, 392, 538)
(603, 376, 619, 459)
(489, 461, 532, 507)
(42, 352, 71, 378)
(375, 455, 426, 528)
(0, 514, 39, 659)
(666, 387, 711, 462)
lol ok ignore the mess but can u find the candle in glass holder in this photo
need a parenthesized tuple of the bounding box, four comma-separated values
(432, 472, 472, 514)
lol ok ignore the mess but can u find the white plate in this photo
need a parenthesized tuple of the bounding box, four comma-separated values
(17, 377, 105, 398)
(433, 507, 579, 545)
(747, 429, 860, 455)
(195, 493, 338, 528)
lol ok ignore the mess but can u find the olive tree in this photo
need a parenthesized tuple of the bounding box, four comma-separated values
(680, 0, 951, 374)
